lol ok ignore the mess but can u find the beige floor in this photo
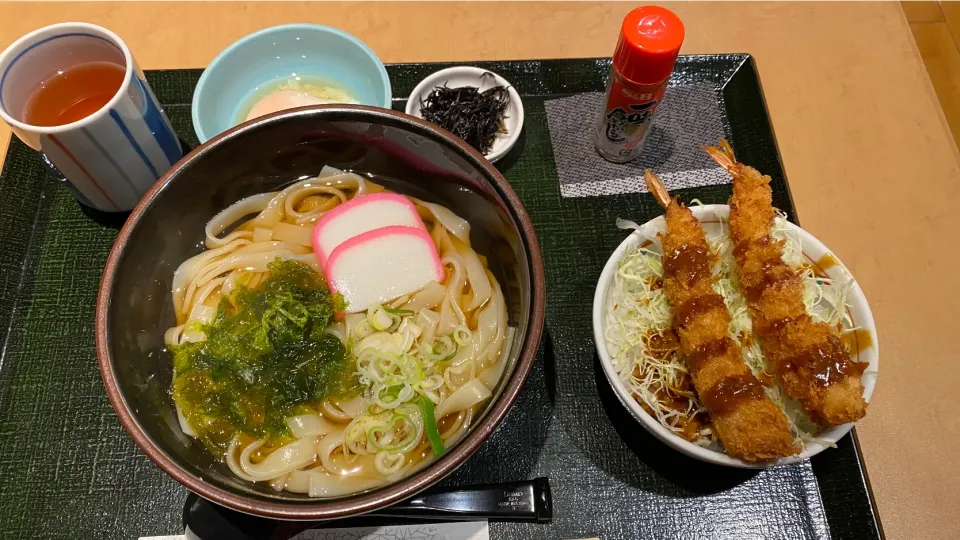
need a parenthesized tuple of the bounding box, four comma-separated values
(904, 1, 960, 148)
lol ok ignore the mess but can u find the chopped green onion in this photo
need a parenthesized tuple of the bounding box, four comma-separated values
(453, 325, 472, 346)
(418, 395, 445, 457)
(367, 425, 389, 449)
(353, 319, 375, 339)
(421, 335, 457, 363)
(434, 335, 456, 360)
(383, 384, 404, 399)
(367, 413, 417, 451)
(367, 304, 394, 331)
(384, 306, 414, 315)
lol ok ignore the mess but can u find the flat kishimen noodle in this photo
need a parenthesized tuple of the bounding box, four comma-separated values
(164, 169, 510, 497)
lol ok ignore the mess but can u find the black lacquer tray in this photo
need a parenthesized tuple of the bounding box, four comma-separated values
(0, 56, 882, 540)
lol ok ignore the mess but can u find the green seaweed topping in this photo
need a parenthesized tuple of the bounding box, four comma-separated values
(170, 259, 354, 456)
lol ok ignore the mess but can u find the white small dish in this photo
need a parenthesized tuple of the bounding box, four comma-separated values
(405, 66, 523, 163)
(592, 204, 879, 468)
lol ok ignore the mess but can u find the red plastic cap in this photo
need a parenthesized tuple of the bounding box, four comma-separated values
(613, 6, 685, 86)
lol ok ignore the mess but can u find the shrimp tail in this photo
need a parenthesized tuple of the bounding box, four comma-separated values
(716, 140, 867, 426)
(644, 169, 673, 210)
(703, 138, 741, 176)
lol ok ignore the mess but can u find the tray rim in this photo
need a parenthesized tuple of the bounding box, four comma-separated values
(0, 55, 882, 540)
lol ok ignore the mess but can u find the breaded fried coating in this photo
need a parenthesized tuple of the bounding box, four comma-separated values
(645, 171, 797, 461)
(706, 140, 867, 426)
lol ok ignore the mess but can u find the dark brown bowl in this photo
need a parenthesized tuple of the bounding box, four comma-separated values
(95, 105, 546, 520)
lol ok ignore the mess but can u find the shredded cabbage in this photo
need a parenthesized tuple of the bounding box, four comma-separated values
(605, 214, 854, 449)
(603, 242, 712, 444)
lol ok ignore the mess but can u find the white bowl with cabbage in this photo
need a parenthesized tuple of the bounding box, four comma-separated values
(592, 204, 878, 468)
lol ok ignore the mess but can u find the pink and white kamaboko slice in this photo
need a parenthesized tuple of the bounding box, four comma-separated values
(324, 225, 445, 313)
(312, 193, 427, 264)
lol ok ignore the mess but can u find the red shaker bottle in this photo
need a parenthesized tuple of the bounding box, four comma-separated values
(594, 6, 685, 163)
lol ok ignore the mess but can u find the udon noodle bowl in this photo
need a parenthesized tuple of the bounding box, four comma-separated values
(164, 167, 511, 498)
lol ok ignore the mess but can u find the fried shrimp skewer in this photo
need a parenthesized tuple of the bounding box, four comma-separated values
(705, 140, 867, 426)
(644, 170, 797, 461)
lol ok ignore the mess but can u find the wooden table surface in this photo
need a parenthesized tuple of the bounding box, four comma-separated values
(1, 2, 957, 539)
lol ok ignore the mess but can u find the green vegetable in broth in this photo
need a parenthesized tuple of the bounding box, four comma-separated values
(170, 259, 354, 455)
(419, 395, 445, 457)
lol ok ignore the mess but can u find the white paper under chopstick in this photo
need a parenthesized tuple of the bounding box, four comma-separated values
(140, 520, 490, 540)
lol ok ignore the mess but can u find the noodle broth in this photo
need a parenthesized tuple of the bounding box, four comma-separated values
(164, 167, 513, 498)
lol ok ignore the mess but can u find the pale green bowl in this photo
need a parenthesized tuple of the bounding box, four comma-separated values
(192, 24, 391, 143)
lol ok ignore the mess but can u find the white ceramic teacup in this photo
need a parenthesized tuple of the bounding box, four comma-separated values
(0, 22, 181, 212)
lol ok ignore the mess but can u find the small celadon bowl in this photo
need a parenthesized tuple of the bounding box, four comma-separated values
(192, 24, 391, 143)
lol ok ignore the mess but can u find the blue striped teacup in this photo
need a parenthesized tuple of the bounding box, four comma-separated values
(0, 22, 182, 212)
